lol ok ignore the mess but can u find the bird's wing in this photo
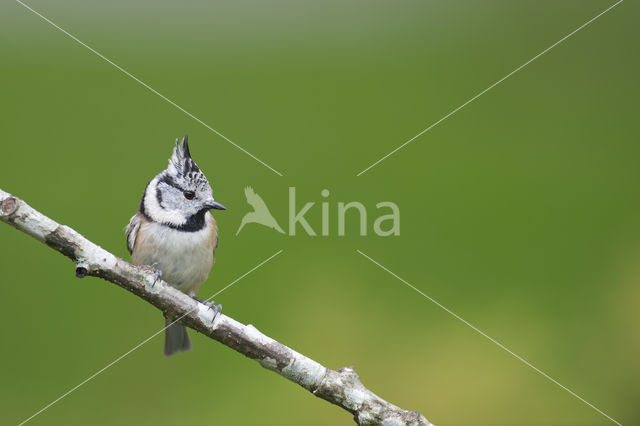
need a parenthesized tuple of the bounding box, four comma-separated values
(125, 212, 143, 255)
(244, 186, 270, 212)
(210, 215, 219, 254)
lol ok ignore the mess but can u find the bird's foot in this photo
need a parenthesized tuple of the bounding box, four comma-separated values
(192, 296, 222, 322)
(150, 262, 162, 288)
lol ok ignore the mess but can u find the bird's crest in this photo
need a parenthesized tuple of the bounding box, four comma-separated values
(168, 135, 201, 179)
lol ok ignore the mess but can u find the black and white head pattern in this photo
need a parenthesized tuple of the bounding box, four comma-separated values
(140, 136, 218, 231)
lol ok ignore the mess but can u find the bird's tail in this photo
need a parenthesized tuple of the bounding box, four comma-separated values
(164, 316, 192, 357)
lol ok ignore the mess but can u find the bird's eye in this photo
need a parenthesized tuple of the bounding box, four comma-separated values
(183, 191, 195, 200)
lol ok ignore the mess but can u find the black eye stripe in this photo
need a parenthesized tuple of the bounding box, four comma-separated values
(159, 174, 186, 192)
(159, 172, 208, 200)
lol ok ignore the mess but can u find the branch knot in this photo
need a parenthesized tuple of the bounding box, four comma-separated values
(0, 196, 18, 216)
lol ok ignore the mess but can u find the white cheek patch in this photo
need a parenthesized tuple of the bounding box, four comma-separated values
(145, 177, 187, 226)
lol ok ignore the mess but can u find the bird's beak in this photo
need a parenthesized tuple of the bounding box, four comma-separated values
(205, 200, 227, 210)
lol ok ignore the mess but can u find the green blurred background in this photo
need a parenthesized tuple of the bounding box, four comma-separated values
(1, 0, 638, 424)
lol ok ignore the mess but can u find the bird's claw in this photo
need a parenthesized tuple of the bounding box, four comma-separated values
(192, 296, 222, 322)
(150, 262, 162, 288)
(208, 303, 222, 322)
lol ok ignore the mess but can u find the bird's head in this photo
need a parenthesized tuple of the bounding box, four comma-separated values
(141, 136, 226, 229)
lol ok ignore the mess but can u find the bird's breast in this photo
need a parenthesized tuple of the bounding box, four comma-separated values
(132, 214, 217, 295)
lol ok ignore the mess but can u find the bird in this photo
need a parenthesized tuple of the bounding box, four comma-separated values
(236, 186, 284, 235)
(126, 136, 226, 356)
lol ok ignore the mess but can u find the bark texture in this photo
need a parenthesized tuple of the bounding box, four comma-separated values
(0, 188, 433, 426)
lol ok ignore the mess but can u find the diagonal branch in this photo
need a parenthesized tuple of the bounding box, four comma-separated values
(0, 188, 433, 426)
